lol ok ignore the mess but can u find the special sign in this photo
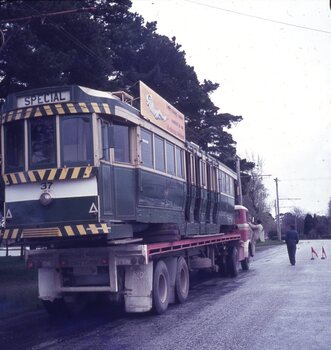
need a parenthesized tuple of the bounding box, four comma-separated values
(139, 81, 185, 141)
(17, 90, 71, 108)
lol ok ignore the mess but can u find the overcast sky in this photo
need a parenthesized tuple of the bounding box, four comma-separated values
(131, 0, 331, 216)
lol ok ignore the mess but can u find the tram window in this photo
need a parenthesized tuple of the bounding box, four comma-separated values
(114, 124, 130, 163)
(208, 165, 212, 190)
(200, 161, 206, 186)
(229, 178, 234, 196)
(211, 167, 217, 191)
(60, 115, 93, 166)
(101, 122, 110, 161)
(225, 174, 230, 194)
(166, 142, 175, 175)
(222, 171, 226, 193)
(217, 170, 222, 193)
(141, 129, 153, 168)
(29, 118, 56, 169)
(154, 135, 165, 172)
(5, 120, 24, 172)
(175, 147, 184, 178)
(190, 155, 196, 184)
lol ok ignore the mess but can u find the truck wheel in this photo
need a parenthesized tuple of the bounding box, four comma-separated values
(175, 257, 189, 303)
(217, 257, 228, 277)
(153, 260, 170, 314)
(63, 294, 87, 316)
(241, 256, 250, 271)
(227, 246, 239, 277)
(249, 242, 255, 257)
(42, 298, 69, 317)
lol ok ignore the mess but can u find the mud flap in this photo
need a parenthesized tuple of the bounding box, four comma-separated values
(124, 262, 153, 313)
(38, 267, 62, 301)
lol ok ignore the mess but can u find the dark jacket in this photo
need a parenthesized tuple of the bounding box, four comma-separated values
(285, 229, 299, 245)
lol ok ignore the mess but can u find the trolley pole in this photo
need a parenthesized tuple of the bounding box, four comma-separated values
(274, 178, 281, 240)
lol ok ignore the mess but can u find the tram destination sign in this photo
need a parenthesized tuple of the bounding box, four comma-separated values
(17, 90, 71, 108)
(139, 81, 185, 141)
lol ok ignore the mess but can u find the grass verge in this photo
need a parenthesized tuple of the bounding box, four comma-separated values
(0, 256, 41, 319)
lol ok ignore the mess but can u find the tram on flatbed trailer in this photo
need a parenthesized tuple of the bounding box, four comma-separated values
(0, 82, 253, 315)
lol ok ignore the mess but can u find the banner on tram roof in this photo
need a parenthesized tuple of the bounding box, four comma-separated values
(139, 81, 186, 141)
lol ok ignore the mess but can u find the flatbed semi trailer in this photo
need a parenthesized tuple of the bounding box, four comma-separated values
(26, 206, 253, 315)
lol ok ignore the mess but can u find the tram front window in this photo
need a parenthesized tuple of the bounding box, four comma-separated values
(61, 115, 93, 166)
(5, 120, 24, 172)
(29, 118, 56, 169)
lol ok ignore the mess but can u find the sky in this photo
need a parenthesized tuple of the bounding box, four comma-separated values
(131, 0, 331, 216)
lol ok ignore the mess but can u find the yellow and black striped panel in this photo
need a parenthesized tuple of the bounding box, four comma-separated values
(1, 102, 114, 123)
(3, 166, 97, 185)
(0, 223, 110, 241)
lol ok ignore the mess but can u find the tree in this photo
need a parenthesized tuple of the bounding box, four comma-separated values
(290, 207, 305, 235)
(242, 155, 269, 218)
(240, 155, 274, 237)
(0, 0, 247, 169)
(304, 213, 314, 235)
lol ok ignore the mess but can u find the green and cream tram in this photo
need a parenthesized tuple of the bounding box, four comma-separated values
(0, 82, 236, 247)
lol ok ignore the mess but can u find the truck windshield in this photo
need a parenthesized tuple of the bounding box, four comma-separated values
(60, 115, 93, 166)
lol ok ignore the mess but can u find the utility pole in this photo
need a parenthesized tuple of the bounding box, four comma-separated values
(236, 156, 243, 205)
(274, 177, 281, 240)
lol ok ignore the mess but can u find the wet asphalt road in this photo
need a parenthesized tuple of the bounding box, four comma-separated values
(1, 240, 331, 350)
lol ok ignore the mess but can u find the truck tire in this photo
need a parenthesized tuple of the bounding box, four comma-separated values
(153, 260, 170, 314)
(217, 256, 228, 277)
(241, 256, 250, 271)
(175, 257, 189, 303)
(227, 246, 239, 277)
(42, 298, 69, 317)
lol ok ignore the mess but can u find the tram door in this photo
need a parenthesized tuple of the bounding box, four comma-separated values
(99, 120, 114, 218)
(100, 121, 136, 222)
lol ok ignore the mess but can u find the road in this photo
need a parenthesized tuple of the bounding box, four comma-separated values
(0, 240, 331, 350)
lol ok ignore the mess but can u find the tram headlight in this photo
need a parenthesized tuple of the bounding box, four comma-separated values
(40, 192, 53, 206)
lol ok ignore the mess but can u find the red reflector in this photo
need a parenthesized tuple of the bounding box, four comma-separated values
(27, 260, 34, 269)
(101, 258, 108, 265)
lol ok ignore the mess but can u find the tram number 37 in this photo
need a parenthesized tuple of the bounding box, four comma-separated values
(41, 182, 53, 190)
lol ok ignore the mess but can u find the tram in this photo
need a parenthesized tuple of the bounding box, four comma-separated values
(0, 82, 236, 247)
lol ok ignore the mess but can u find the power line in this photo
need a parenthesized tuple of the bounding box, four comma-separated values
(184, 0, 331, 35)
(281, 177, 331, 182)
(0, 8, 95, 24)
(19, 3, 110, 67)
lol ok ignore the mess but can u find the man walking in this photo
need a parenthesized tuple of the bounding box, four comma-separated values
(285, 225, 299, 265)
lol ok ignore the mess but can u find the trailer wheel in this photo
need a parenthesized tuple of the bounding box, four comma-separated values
(153, 260, 170, 314)
(175, 257, 189, 303)
(63, 294, 87, 316)
(227, 246, 239, 277)
(217, 256, 228, 277)
(42, 298, 69, 317)
(241, 256, 250, 271)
